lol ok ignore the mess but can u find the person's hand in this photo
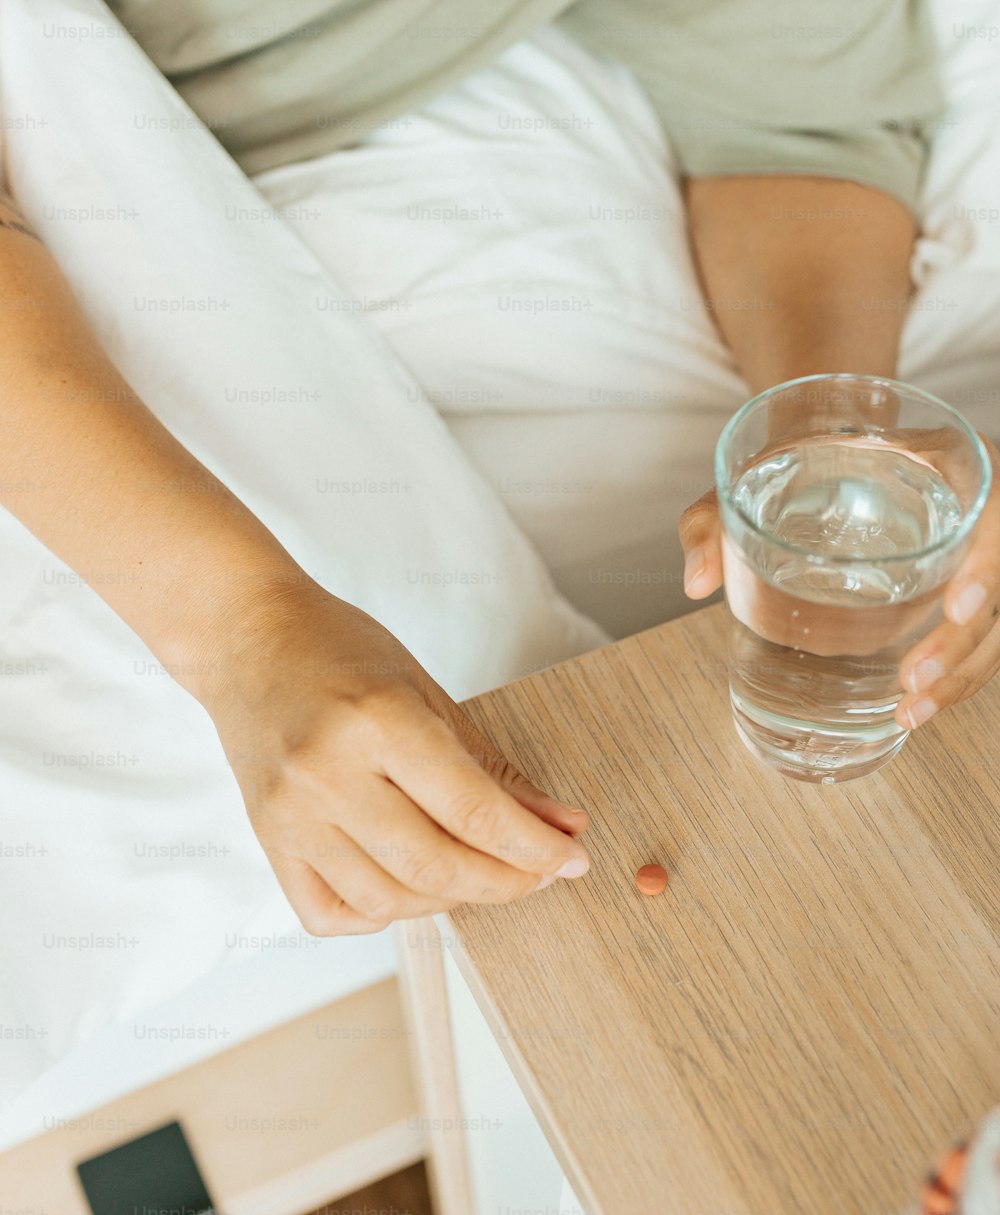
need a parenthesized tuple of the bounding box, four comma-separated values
(198, 580, 591, 935)
(896, 433, 1000, 730)
(677, 433, 1000, 731)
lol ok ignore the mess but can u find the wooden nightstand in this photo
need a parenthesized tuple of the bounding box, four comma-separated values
(405, 602, 1000, 1214)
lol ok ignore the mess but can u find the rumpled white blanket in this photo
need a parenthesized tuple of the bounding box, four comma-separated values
(0, 0, 613, 1110)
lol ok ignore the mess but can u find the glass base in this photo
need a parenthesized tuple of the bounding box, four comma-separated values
(731, 692, 910, 784)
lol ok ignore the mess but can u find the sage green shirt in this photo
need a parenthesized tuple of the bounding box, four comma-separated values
(106, 0, 943, 211)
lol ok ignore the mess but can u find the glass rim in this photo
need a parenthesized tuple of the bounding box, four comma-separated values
(714, 373, 993, 567)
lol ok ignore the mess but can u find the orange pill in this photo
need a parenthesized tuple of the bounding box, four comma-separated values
(936, 1147, 967, 1195)
(635, 864, 669, 896)
(921, 1181, 956, 1215)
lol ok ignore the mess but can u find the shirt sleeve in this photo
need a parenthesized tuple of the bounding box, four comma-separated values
(557, 0, 945, 215)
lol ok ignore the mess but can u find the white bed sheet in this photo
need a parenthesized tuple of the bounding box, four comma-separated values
(0, 0, 616, 1132)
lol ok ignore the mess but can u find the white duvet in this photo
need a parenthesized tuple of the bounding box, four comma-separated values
(0, 0, 617, 1119)
(2, 0, 1000, 1179)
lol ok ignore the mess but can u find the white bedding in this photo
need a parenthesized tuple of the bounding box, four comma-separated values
(1, 0, 615, 1132)
(2, 0, 1000, 1178)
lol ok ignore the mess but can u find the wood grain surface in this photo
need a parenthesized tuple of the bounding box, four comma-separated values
(449, 603, 1000, 1215)
(395, 918, 475, 1215)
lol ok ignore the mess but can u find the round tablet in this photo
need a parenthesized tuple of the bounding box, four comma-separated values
(936, 1147, 967, 1196)
(635, 864, 668, 896)
(920, 1181, 956, 1215)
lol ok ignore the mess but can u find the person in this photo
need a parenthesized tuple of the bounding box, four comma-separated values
(2, 0, 998, 939)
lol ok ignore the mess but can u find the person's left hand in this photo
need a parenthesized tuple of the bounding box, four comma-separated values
(677, 432, 1000, 732)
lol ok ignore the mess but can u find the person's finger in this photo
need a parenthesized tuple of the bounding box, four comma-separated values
(267, 850, 391, 936)
(899, 611, 996, 697)
(435, 699, 590, 836)
(896, 617, 1000, 730)
(943, 435, 1000, 629)
(376, 706, 590, 880)
(678, 487, 723, 598)
(895, 432, 1000, 730)
(339, 777, 566, 904)
(303, 823, 457, 922)
(486, 764, 590, 836)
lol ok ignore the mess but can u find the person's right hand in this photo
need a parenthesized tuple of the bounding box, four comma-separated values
(196, 578, 591, 935)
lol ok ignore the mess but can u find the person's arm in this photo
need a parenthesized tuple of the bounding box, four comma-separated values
(677, 175, 1000, 731)
(0, 191, 311, 685)
(683, 176, 914, 393)
(0, 189, 590, 930)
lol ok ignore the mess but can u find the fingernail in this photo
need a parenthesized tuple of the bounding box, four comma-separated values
(902, 696, 938, 730)
(951, 582, 987, 626)
(684, 546, 706, 595)
(906, 658, 945, 694)
(542, 795, 587, 817)
(555, 856, 590, 880)
(535, 874, 557, 891)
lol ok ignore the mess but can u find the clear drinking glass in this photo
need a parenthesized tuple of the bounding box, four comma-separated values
(715, 374, 992, 783)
